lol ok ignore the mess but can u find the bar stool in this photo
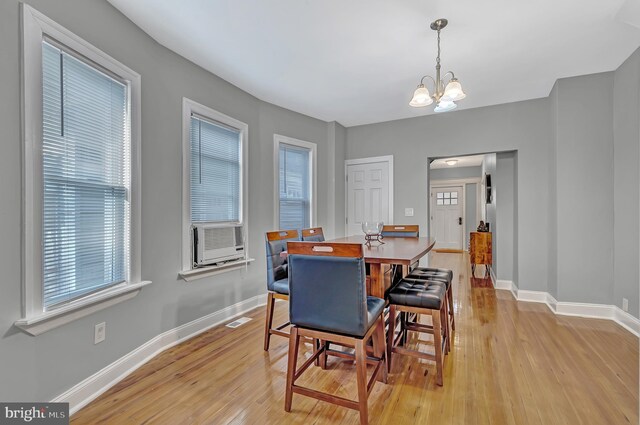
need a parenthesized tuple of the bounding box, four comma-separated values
(301, 227, 325, 242)
(285, 242, 387, 425)
(386, 277, 448, 386)
(407, 268, 455, 331)
(263, 229, 300, 351)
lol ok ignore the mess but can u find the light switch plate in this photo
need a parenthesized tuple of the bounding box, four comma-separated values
(94, 322, 106, 344)
(405, 208, 414, 217)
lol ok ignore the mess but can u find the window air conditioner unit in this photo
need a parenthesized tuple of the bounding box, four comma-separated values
(193, 224, 245, 267)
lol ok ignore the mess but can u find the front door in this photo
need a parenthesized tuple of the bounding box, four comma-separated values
(431, 186, 463, 249)
(346, 160, 391, 236)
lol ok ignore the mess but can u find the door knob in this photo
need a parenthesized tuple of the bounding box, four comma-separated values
(458, 217, 463, 225)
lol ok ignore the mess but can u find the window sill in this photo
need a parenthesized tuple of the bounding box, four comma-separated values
(179, 258, 255, 282)
(14, 281, 152, 336)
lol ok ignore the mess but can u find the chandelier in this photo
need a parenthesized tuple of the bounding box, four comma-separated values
(409, 18, 466, 113)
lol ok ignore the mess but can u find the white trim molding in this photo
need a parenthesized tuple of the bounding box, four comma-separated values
(496, 287, 640, 337)
(15, 281, 151, 336)
(19, 4, 146, 334)
(53, 293, 267, 415)
(273, 134, 318, 229)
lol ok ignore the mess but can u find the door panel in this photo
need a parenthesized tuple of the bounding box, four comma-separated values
(346, 161, 390, 236)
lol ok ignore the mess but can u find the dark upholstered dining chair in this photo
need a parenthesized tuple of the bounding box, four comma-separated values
(301, 227, 325, 242)
(263, 229, 300, 351)
(284, 241, 387, 425)
(381, 224, 420, 238)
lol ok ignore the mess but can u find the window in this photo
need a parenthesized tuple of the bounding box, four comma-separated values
(182, 98, 248, 271)
(190, 116, 241, 223)
(274, 135, 316, 230)
(436, 191, 458, 205)
(18, 5, 146, 333)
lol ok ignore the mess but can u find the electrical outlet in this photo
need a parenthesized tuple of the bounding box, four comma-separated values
(94, 322, 106, 344)
(622, 298, 629, 312)
(405, 208, 414, 217)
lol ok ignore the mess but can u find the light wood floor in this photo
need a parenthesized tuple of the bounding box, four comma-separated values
(72, 253, 639, 425)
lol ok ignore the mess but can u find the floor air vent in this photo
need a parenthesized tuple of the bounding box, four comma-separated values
(226, 317, 252, 328)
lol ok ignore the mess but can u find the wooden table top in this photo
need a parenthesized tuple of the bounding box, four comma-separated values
(328, 235, 436, 265)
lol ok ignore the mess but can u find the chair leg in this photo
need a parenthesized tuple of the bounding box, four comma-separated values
(374, 316, 388, 383)
(264, 292, 276, 351)
(431, 310, 444, 386)
(319, 340, 328, 370)
(284, 326, 300, 412)
(355, 339, 369, 425)
(400, 312, 407, 346)
(448, 285, 455, 331)
(387, 305, 396, 373)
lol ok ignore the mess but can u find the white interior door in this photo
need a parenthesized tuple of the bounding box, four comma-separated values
(346, 160, 391, 236)
(431, 186, 463, 249)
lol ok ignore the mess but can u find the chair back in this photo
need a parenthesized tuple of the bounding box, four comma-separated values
(381, 224, 419, 238)
(301, 227, 325, 242)
(287, 242, 369, 337)
(265, 229, 300, 291)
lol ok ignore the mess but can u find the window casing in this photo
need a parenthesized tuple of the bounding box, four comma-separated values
(181, 98, 249, 271)
(20, 5, 144, 328)
(274, 135, 316, 230)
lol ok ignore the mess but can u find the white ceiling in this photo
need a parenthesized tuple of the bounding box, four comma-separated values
(431, 155, 485, 169)
(107, 0, 640, 127)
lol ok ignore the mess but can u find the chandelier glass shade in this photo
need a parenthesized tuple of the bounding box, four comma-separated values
(409, 18, 466, 113)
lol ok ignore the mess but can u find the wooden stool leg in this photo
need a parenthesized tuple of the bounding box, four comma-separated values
(355, 339, 369, 425)
(448, 285, 455, 331)
(284, 326, 300, 412)
(441, 305, 450, 355)
(431, 310, 444, 386)
(374, 316, 388, 383)
(264, 292, 275, 351)
(387, 305, 396, 373)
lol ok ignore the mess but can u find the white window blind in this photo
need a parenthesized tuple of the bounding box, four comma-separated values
(190, 115, 241, 223)
(42, 40, 130, 308)
(279, 143, 311, 229)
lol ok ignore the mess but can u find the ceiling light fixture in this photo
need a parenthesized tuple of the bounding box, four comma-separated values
(409, 18, 466, 112)
(445, 159, 458, 166)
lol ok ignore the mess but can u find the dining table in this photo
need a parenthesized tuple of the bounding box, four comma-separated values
(328, 235, 437, 299)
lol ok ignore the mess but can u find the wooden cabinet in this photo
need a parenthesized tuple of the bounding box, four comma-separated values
(470, 232, 492, 277)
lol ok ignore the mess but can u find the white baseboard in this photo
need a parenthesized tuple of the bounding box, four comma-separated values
(52, 293, 267, 415)
(614, 307, 640, 336)
(496, 287, 640, 338)
(495, 279, 512, 290)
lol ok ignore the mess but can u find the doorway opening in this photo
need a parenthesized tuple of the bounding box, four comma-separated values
(427, 151, 518, 287)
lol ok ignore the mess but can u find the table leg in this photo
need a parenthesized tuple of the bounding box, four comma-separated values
(369, 263, 383, 299)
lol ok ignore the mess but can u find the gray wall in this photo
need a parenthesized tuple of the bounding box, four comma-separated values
(554, 72, 615, 306)
(346, 56, 639, 309)
(347, 103, 551, 293)
(482, 154, 497, 271)
(495, 152, 517, 282)
(0, 0, 345, 402)
(464, 183, 477, 250)
(430, 165, 481, 181)
(547, 81, 559, 299)
(613, 48, 640, 317)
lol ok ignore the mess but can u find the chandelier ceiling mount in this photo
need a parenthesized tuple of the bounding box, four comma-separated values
(409, 18, 466, 113)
